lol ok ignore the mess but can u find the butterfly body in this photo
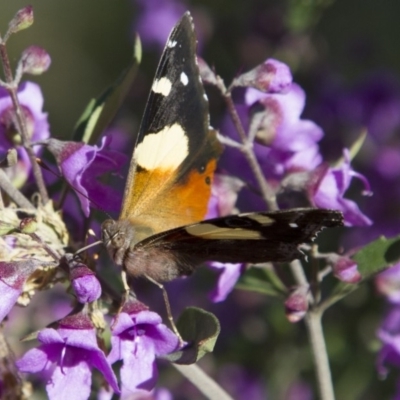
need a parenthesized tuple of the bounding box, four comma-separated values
(101, 13, 343, 283)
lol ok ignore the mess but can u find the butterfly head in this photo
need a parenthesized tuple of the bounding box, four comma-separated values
(101, 219, 137, 266)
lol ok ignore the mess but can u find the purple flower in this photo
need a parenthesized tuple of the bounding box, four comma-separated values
(135, 0, 186, 49)
(17, 314, 119, 400)
(377, 307, 400, 377)
(220, 83, 324, 211)
(0, 81, 50, 186)
(245, 83, 323, 176)
(309, 149, 372, 227)
(376, 264, 400, 304)
(47, 136, 127, 217)
(222, 83, 323, 181)
(108, 309, 179, 396)
(208, 262, 244, 303)
(206, 174, 244, 219)
(0, 258, 39, 322)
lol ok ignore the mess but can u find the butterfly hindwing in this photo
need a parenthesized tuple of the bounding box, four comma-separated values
(119, 13, 222, 237)
(123, 208, 343, 280)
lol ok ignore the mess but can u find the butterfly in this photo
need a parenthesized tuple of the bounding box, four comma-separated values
(101, 12, 343, 284)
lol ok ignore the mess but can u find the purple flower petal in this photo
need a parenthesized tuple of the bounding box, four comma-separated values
(119, 339, 157, 392)
(17, 323, 119, 397)
(17, 347, 49, 373)
(0, 82, 49, 150)
(46, 360, 91, 400)
(376, 263, 400, 303)
(108, 310, 179, 393)
(0, 280, 20, 322)
(206, 174, 244, 219)
(48, 136, 126, 216)
(311, 149, 372, 227)
(208, 262, 244, 303)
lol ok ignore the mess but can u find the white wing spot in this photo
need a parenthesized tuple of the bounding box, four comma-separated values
(203, 93, 208, 101)
(180, 72, 189, 86)
(289, 223, 298, 228)
(167, 40, 177, 48)
(152, 77, 172, 96)
(134, 123, 188, 170)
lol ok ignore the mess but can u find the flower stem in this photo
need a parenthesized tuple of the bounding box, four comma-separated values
(0, 326, 26, 398)
(0, 169, 34, 209)
(0, 41, 49, 204)
(173, 363, 234, 400)
(224, 92, 278, 210)
(305, 311, 335, 400)
(290, 260, 335, 400)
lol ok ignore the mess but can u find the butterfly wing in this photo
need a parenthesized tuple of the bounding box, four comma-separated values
(124, 208, 344, 281)
(119, 13, 222, 237)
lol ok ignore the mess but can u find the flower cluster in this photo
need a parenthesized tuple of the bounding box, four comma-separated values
(1, 3, 398, 400)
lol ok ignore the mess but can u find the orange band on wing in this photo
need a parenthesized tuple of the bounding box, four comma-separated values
(120, 159, 217, 234)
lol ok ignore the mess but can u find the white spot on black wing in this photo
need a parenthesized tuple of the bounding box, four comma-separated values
(167, 40, 177, 48)
(152, 77, 172, 96)
(180, 72, 189, 86)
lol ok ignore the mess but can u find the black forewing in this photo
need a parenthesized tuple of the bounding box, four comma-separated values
(134, 208, 344, 271)
(120, 12, 221, 221)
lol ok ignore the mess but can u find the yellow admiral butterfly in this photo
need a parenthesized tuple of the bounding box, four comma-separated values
(101, 13, 343, 284)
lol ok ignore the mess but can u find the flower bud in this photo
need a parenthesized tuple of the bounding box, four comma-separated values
(70, 264, 101, 303)
(285, 286, 309, 323)
(331, 255, 361, 284)
(0, 148, 18, 168)
(7, 6, 34, 36)
(20, 46, 51, 75)
(231, 58, 292, 93)
(19, 217, 37, 234)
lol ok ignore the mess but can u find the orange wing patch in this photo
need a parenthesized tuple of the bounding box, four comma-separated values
(120, 158, 217, 236)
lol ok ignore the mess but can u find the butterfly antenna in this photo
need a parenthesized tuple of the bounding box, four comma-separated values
(74, 239, 103, 256)
(36, 157, 113, 219)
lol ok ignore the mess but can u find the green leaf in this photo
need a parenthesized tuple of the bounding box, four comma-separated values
(331, 235, 400, 301)
(235, 265, 287, 297)
(354, 235, 400, 276)
(165, 307, 220, 365)
(73, 35, 142, 144)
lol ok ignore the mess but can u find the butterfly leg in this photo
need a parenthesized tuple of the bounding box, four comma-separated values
(144, 274, 184, 346)
(110, 270, 133, 329)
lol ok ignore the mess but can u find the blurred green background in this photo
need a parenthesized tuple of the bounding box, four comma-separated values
(2, 1, 400, 399)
